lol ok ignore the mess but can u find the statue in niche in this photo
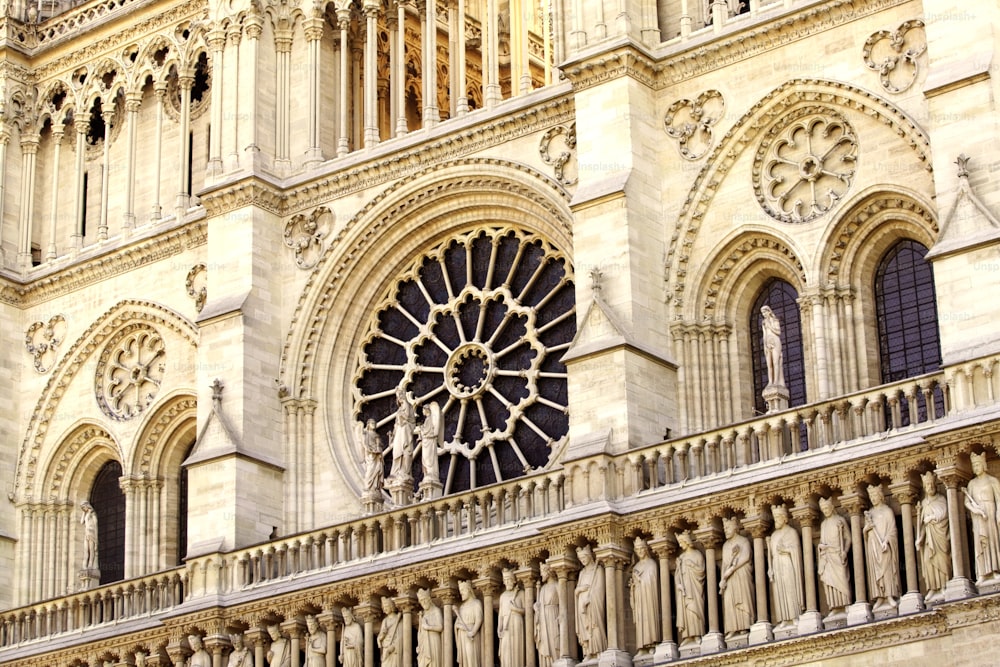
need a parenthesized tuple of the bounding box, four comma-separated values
(340, 607, 364, 667)
(80, 500, 99, 571)
(916, 471, 951, 603)
(228, 633, 254, 667)
(498, 569, 525, 667)
(535, 562, 560, 667)
(378, 597, 403, 667)
(767, 504, 803, 627)
(417, 588, 443, 667)
(388, 387, 416, 482)
(719, 517, 754, 639)
(266, 624, 291, 667)
(418, 403, 443, 484)
(864, 484, 900, 611)
(674, 530, 705, 647)
(964, 452, 1000, 584)
(760, 305, 785, 388)
(574, 544, 607, 658)
(817, 497, 852, 616)
(629, 536, 660, 651)
(362, 418, 385, 496)
(305, 615, 327, 667)
(454, 580, 483, 667)
(188, 635, 211, 667)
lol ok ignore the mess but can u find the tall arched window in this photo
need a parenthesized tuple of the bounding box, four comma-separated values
(875, 239, 940, 382)
(177, 440, 194, 565)
(89, 460, 125, 585)
(750, 279, 807, 416)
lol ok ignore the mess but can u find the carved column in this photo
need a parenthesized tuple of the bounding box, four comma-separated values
(244, 626, 268, 667)
(150, 83, 166, 221)
(223, 25, 242, 171)
(438, 585, 458, 667)
(742, 514, 773, 645)
(695, 525, 724, 654)
(166, 636, 190, 667)
(318, 608, 339, 667)
(890, 480, 925, 613)
(648, 536, 678, 662)
(363, 0, 380, 147)
(175, 72, 194, 219)
(355, 602, 378, 667)
(273, 27, 292, 172)
(242, 10, 263, 164)
(517, 566, 538, 667)
(120, 92, 141, 232)
(483, 0, 501, 107)
(475, 574, 499, 667)
(304, 15, 325, 165)
(840, 492, 873, 625)
(549, 552, 579, 664)
(45, 123, 64, 260)
(205, 631, 232, 667)
(391, 1, 407, 136)
(937, 466, 977, 600)
(790, 503, 822, 633)
(337, 8, 352, 156)
(420, 0, 440, 127)
(0, 126, 7, 266)
(17, 132, 39, 269)
(206, 27, 226, 177)
(395, 593, 416, 667)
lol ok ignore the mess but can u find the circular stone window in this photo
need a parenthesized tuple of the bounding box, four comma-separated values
(95, 324, 166, 421)
(352, 227, 576, 493)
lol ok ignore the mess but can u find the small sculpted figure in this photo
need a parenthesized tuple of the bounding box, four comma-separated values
(228, 633, 254, 667)
(916, 471, 951, 602)
(767, 504, 804, 626)
(266, 624, 291, 667)
(629, 537, 660, 650)
(454, 580, 483, 667)
(80, 500, 99, 571)
(864, 485, 900, 611)
(964, 452, 1000, 584)
(188, 635, 210, 667)
(378, 597, 403, 667)
(675, 530, 705, 646)
(417, 588, 443, 667)
(498, 569, 525, 667)
(719, 517, 754, 638)
(761, 305, 784, 387)
(418, 403, 443, 483)
(817, 497, 852, 615)
(340, 607, 363, 667)
(574, 545, 607, 658)
(305, 615, 327, 667)
(535, 562, 560, 667)
(388, 387, 416, 482)
(362, 418, 384, 495)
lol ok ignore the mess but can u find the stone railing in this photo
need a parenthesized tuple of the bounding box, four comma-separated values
(0, 568, 186, 648)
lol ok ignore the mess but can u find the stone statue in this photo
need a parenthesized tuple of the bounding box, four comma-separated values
(228, 633, 254, 667)
(574, 544, 607, 658)
(817, 497, 852, 616)
(498, 568, 525, 667)
(340, 607, 363, 667)
(863, 485, 900, 611)
(916, 471, 950, 603)
(378, 597, 403, 667)
(388, 387, 416, 482)
(454, 580, 483, 667)
(418, 403, 443, 483)
(629, 536, 660, 650)
(767, 504, 803, 627)
(675, 530, 705, 647)
(362, 418, 384, 496)
(964, 452, 1000, 584)
(719, 517, 754, 639)
(535, 562, 560, 667)
(417, 588, 443, 667)
(305, 615, 327, 667)
(760, 305, 784, 388)
(80, 500, 99, 571)
(188, 635, 211, 667)
(266, 624, 290, 667)
(135, 652, 147, 667)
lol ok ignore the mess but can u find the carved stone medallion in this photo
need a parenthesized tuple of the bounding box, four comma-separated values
(95, 324, 166, 421)
(25, 315, 67, 373)
(862, 20, 927, 94)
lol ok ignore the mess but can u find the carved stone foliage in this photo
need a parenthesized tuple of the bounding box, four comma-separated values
(284, 207, 334, 270)
(25, 315, 67, 373)
(754, 110, 857, 223)
(95, 324, 166, 421)
(539, 123, 577, 185)
(353, 227, 576, 494)
(185, 263, 207, 313)
(862, 20, 926, 94)
(663, 90, 725, 160)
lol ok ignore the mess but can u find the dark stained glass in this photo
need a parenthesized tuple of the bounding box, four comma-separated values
(89, 460, 125, 585)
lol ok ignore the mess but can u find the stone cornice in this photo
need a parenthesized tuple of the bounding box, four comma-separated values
(198, 175, 287, 218)
(0, 219, 207, 307)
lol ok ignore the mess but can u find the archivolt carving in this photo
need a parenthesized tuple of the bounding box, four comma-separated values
(665, 79, 931, 313)
(185, 263, 207, 313)
(663, 89, 724, 160)
(14, 301, 197, 501)
(538, 123, 577, 185)
(698, 234, 805, 315)
(135, 395, 197, 477)
(45, 424, 120, 499)
(283, 207, 333, 270)
(862, 20, 926, 94)
(25, 314, 67, 373)
(95, 323, 167, 421)
(754, 109, 858, 223)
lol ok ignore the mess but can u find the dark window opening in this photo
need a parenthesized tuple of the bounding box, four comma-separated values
(750, 279, 807, 417)
(177, 441, 194, 565)
(80, 172, 89, 237)
(89, 460, 126, 585)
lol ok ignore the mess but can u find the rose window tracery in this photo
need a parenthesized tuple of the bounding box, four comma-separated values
(96, 324, 166, 421)
(755, 111, 858, 223)
(353, 227, 576, 494)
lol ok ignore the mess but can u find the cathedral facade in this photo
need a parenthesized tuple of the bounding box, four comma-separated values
(2, 0, 1000, 664)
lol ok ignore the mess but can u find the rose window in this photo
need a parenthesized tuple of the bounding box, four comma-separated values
(755, 112, 858, 223)
(96, 324, 166, 421)
(353, 227, 576, 494)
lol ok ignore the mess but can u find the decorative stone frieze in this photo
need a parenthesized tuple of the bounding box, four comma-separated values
(24, 314, 66, 372)
(663, 90, 724, 160)
(862, 20, 927, 94)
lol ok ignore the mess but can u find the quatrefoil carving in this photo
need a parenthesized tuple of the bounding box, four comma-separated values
(539, 123, 578, 185)
(862, 20, 926, 93)
(25, 315, 67, 373)
(283, 206, 333, 269)
(185, 263, 207, 313)
(663, 90, 725, 160)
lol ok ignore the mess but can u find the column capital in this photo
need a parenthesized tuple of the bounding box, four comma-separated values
(888, 479, 919, 505)
(789, 502, 819, 528)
